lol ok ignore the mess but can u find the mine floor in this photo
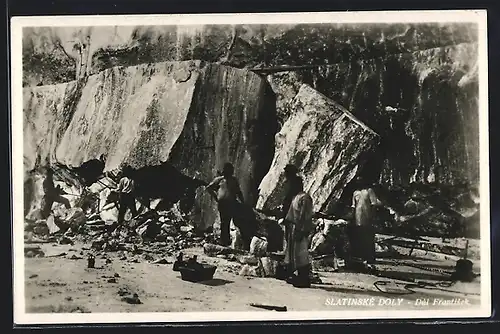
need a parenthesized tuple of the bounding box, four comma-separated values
(23, 241, 481, 313)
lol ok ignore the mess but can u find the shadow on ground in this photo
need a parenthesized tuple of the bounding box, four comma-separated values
(199, 278, 234, 286)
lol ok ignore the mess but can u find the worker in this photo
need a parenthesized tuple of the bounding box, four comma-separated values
(350, 176, 382, 265)
(280, 170, 314, 288)
(205, 162, 244, 247)
(40, 167, 71, 219)
(277, 165, 303, 275)
(281, 165, 303, 219)
(116, 165, 138, 225)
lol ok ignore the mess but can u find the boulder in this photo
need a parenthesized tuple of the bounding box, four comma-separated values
(312, 255, 340, 272)
(256, 84, 379, 215)
(100, 204, 119, 223)
(310, 219, 351, 257)
(32, 220, 50, 236)
(238, 255, 259, 265)
(180, 225, 194, 233)
(249, 236, 268, 257)
(203, 243, 245, 257)
(25, 245, 45, 258)
(161, 223, 178, 236)
(259, 257, 279, 277)
(63, 207, 87, 227)
(310, 232, 330, 255)
(45, 215, 62, 234)
(136, 219, 162, 240)
(25, 209, 42, 222)
(230, 223, 243, 250)
(239, 264, 262, 277)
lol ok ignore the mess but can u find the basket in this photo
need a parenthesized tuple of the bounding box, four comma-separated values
(179, 264, 217, 282)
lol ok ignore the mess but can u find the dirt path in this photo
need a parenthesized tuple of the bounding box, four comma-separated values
(24, 242, 481, 313)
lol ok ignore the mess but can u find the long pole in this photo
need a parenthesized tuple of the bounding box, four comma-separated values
(250, 64, 324, 74)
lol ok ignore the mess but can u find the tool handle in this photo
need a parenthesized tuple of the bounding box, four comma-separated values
(250, 303, 287, 312)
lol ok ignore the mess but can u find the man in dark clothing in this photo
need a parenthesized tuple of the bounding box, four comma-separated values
(206, 163, 244, 246)
(116, 166, 138, 225)
(40, 168, 71, 219)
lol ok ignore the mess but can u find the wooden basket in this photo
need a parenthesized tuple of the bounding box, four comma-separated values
(179, 264, 217, 282)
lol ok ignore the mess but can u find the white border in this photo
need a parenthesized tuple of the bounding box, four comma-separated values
(11, 10, 490, 325)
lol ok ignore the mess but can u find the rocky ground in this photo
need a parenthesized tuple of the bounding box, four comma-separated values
(22, 190, 482, 314)
(24, 239, 481, 313)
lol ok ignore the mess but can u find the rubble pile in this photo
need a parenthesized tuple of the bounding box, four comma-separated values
(24, 178, 215, 260)
(369, 183, 481, 239)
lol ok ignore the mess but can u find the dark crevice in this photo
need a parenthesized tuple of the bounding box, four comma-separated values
(67, 156, 106, 187)
(247, 82, 280, 207)
(129, 162, 208, 215)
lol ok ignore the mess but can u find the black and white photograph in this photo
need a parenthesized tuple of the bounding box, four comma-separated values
(11, 10, 490, 324)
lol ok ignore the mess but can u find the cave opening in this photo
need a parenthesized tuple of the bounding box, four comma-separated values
(128, 161, 208, 215)
(68, 155, 106, 187)
(29, 158, 209, 219)
(247, 82, 280, 207)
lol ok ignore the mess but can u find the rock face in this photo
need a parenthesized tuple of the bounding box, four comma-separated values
(23, 24, 480, 190)
(257, 84, 379, 214)
(22, 23, 481, 237)
(23, 60, 278, 230)
(53, 61, 202, 170)
(23, 81, 81, 172)
(23, 23, 477, 87)
(267, 43, 479, 189)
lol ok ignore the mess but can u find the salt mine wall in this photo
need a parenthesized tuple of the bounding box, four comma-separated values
(22, 23, 481, 236)
(268, 42, 480, 189)
(23, 81, 81, 174)
(23, 60, 278, 230)
(54, 61, 202, 170)
(164, 63, 279, 229)
(23, 23, 480, 191)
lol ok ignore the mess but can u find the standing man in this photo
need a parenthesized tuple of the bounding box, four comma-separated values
(116, 165, 138, 225)
(280, 171, 314, 288)
(40, 167, 71, 219)
(205, 162, 244, 247)
(281, 165, 303, 219)
(350, 176, 382, 264)
(278, 165, 303, 277)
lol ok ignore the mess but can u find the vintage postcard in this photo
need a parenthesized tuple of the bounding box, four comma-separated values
(11, 10, 490, 324)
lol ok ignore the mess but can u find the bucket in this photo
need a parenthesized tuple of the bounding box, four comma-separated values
(179, 264, 217, 282)
(87, 255, 95, 268)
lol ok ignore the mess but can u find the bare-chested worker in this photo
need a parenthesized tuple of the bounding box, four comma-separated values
(115, 165, 138, 225)
(205, 163, 244, 246)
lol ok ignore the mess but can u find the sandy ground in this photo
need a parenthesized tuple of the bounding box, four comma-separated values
(23, 241, 482, 314)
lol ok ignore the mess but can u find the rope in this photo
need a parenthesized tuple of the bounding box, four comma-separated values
(387, 258, 455, 276)
(374, 278, 481, 297)
(371, 257, 476, 296)
(373, 280, 416, 295)
(373, 258, 481, 296)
